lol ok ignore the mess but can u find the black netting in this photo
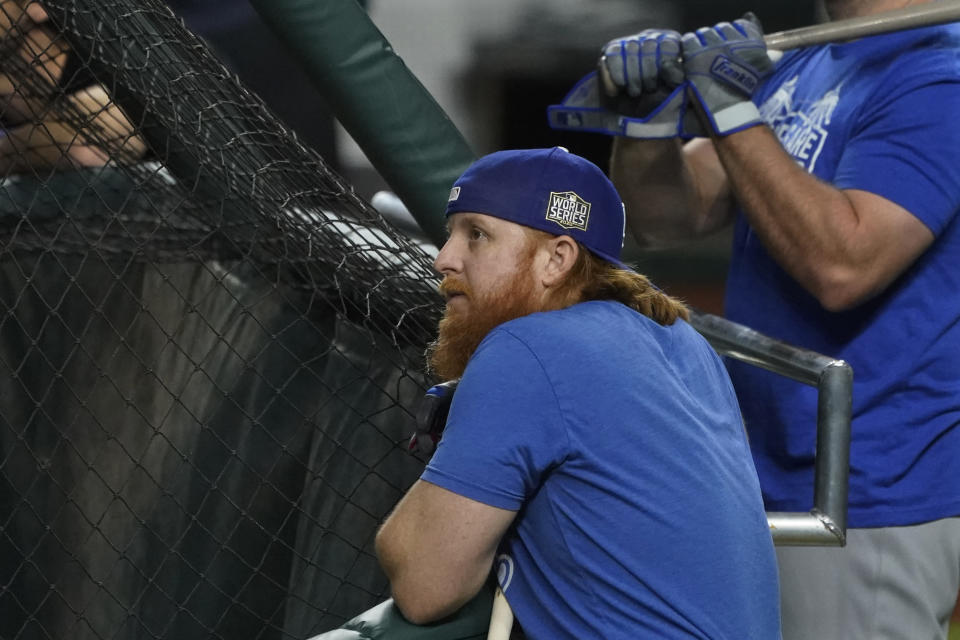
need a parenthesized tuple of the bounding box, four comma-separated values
(0, 1, 441, 638)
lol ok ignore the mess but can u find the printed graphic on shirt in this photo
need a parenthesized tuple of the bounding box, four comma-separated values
(759, 76, 842, 173)
(545, 191, 590, 231)
(495, 553, 515, 591)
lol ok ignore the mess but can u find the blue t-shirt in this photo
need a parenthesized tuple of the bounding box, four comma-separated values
(726, 25, 960, 527)
(423, 301, 780, 640)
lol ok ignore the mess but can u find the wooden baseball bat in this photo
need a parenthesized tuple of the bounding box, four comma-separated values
(765, 1, 960, 51)
(486, 587, 514, 640)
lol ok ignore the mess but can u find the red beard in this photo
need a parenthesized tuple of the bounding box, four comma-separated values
(427, 264, 540, 381)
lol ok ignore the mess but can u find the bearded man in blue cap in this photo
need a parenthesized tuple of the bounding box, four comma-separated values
(375, 147, 780, 639)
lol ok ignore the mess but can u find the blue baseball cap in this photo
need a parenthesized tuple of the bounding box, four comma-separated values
(445, 147, 629, 269)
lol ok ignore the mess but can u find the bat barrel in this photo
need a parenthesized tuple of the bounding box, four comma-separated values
(765, 0, 960, 51)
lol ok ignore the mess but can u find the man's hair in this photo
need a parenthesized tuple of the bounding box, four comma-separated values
(528, 229, 689, 326)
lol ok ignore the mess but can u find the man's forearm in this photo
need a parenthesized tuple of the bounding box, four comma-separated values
(374, 480, 513, 624)
(712, 125, 933, 310)
(714, 125, 853, 267)
(376, 513, 485, 624)
(610, 136, 733, 248)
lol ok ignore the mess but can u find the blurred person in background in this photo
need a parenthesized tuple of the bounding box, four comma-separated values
(0, 0, 144, 172)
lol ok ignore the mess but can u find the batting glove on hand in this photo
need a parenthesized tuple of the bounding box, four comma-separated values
(600, 29, 688, 138)
(599, 29, 684, 101)
(548, 30, 689, 139)
(681, 13, 773, 136)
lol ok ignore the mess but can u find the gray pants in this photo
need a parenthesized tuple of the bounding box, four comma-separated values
(776, 518, 960, 640)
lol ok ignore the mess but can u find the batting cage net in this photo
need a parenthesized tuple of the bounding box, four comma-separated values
(0, 1, 444, 638)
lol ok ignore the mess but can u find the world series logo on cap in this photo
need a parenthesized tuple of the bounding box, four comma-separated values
(545, 191, 590, 231)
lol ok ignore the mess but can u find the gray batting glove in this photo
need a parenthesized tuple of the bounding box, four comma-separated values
(546, 71, 688, 139)
(600, 29, 688, 132)
(554, 29, 682, 138)
(681, 13, 774, 136)
(599, 29, 685, 100)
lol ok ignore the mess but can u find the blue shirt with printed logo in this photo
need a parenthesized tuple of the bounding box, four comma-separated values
(726, 24, 960, 527)
(422, 301, 780, 640)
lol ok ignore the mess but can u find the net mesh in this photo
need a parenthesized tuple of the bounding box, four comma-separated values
(0, 1, 442, 638)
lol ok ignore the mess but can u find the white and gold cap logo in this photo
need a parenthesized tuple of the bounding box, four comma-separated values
(545, 191, 590, 231)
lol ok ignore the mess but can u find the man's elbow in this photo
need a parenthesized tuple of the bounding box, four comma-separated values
(387, 569, 484, 625)
(391, 587, 434, 625)
(391, 584, 458, 625)
(375, 532, 480, 624)
(809, 265, 878, 312)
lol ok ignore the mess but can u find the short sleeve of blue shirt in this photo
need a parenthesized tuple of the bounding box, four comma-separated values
(835, 63, 960, 236)
(421, 328, 569, 511)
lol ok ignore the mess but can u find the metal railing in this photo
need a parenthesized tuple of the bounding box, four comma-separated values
(690, 311, 853, 546)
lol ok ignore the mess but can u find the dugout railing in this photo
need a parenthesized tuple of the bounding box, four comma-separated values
(690, 311, 852, 546)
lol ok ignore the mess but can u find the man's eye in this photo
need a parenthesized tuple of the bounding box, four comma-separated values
(469, 227, 486, 240)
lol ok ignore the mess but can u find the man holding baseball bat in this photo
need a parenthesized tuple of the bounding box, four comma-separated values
(564, 1, 960, 638)
(375, 147, 780, 639)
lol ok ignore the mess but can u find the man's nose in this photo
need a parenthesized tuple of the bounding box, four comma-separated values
(433, 237, 462, 275)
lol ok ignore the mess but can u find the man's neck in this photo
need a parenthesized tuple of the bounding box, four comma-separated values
(825, 0, 930, 21)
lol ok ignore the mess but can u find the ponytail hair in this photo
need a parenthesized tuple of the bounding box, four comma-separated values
(524, 228, 689, 325)
(576, 253, 689, 325)
(555, 242, 688, 325)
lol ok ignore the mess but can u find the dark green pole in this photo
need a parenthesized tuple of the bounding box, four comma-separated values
(249, 0, 476, 246)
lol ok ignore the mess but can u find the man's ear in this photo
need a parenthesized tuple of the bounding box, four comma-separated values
(540, 235, 579, 287)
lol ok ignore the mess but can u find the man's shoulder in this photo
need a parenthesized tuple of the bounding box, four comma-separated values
(499, 300, 636, 334)
(491, 300, 685, 355)
(846, 23, 960, 74)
